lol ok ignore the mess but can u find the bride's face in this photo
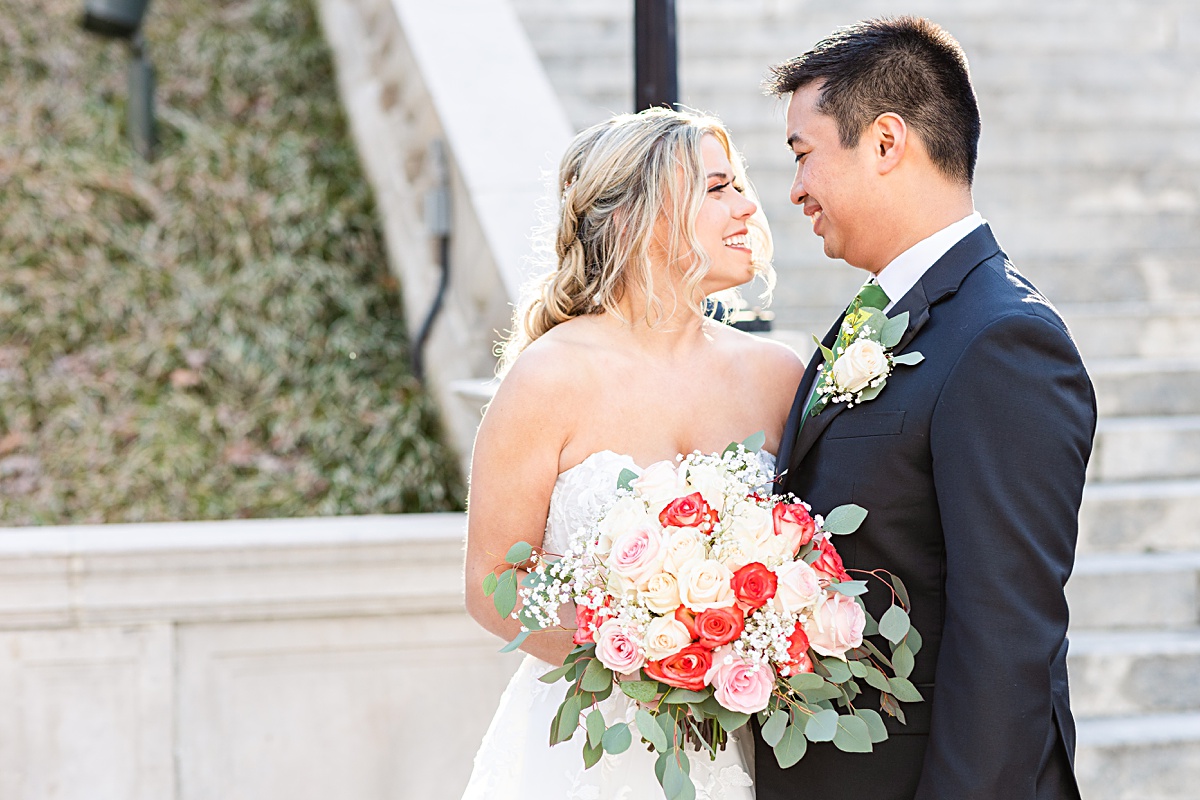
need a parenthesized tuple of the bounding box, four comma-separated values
(695, 134, 758, 294)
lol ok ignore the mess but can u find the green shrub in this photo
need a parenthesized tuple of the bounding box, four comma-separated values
(0, 0, 464, 523)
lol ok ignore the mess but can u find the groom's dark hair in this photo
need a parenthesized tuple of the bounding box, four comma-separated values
(766, 16, 981, 186)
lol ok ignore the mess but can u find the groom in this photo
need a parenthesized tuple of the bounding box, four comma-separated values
(763, 17, 1095, 800)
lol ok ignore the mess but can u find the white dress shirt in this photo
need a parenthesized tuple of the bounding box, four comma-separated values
(874, 212, 984, 311)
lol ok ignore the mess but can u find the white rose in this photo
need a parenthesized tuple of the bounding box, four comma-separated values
(678, 559, 736, 611)
(727, 503, 773, 544)
(832, 339, 889, 393)
(714, 529, 764, 572)
(632, 460, 688, 513)
(596, 496, 654, 557)
(685, 463, 728, 513)
(641, 571, 682, 614)
(662, 528, 706, 576)
(606, 569, 637, 600)
(643, 615, 692, 661)
(772, 560, 822, 613)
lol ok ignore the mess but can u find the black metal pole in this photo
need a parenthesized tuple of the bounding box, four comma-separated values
(634, 0, 677, 111)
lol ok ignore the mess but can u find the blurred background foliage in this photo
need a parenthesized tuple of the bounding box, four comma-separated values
(0, 0, 464, 523)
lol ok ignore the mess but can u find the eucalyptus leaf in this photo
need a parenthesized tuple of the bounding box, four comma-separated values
(582, 738, 603, 769)
(492, 573, 517, 619)
(847, 660, 869, 678)
(878, 605, 911, 644)
(832, 714, 873, 753)
(889, 573, 911, 608)
(617, 467, 639, 492)
(663, 753, 692, 800)
(862, 639, 893, 667)
(620, 680, 659, 703)
(893, 643, 915, 679)
(822, 504, 868, 535)
(888, 676, 925, 703)
(504, 540, 533, 565)
(805, 708, 839, 742)
(880, 314, 908, 348)
(862, 612, 879, 637)
(905, 626, 924, 657)
(664, 688, 709, 704)
(637, 709, 669, 752)
(787, 672, 826, 692)
(499, 629, 528, 654)
(821, 658, 852, 684)
(538, 662, 574, 684)
(741, 430, 766, 452)
(554, 693, 583, 744)
(586, 709, 605, 749)
(774, 722, 808, 768)
(830, 580, 868, 597)
(857, 382, 885, 403)
(602, 721, 632, 754)
(801, 682, 844, 702)
(580, 658, 613, 692)
(855, 708, 889, 743)
(761, 709, 789, 747)
(864, 666, 892, 694)
(716, 707, 750, 733)
(892, 351, 925, 366)
(482, 572, 498, 596)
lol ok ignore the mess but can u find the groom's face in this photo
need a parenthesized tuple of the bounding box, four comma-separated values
(786, 83, 880, 271)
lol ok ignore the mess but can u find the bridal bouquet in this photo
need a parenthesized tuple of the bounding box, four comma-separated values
(483, 434, 923, 800)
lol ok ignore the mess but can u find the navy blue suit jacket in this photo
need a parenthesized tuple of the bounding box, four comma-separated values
(757, 225, 1096, 800)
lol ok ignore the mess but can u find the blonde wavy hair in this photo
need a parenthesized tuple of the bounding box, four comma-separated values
(498, 107, 774, 373)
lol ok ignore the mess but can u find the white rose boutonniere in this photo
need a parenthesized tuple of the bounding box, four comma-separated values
(811, 303, 924, 416)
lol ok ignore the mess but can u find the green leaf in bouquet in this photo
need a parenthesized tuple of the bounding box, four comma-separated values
(805, 682, 844, 702)
(804, 708, 839, 742)
(889, 573, 911, 608)
(662, 751, 694, 800)
(892, 642, 915, 679)
(686, 716, 718, 757)
(580, 657, 613, 692)
(504, 540, 533, 565)
(847, 660, 869, 678)
(787, 671, 827, 692)
(863, 666, 892, 694)
(582, 737, 603, 769)
(658, 712, 681, 749)
(862, 612, 880, 638)
(879, 605, 911, 644)
(694, 695, 723, 718)
(880, 691, 907, 725)
(637, 708, 669, 752)
(617, 468, 639, 492)
(813, 334, 835, 363)
(539, 662, 575, 684)
(842, 679, 861, 703)
(820, 657, 852, 684)
(857, 381, 886, 403)
(905, 625, 924, 656)
(492, 570, 518, 619)
(888, 676, 925, 703)
(741, 430, 766, 453)
(664, 687, 710, 704)
(832, 714, 873, 753)
(863, 307, 889, 332)
(830, 580, 868, 597)
(586, 709, 605, 749)
(855, 708, 889, 743)
(761, 709, 789, 747)
(499, 629, 529, 653)
(822, 504, 868, 535)
(602, 721, 632, 754)
(880, 313, 909, 348)
(715, 707, 750, 733)
(892, 351, 925, 366)
(861, 638, 894, 668)
(774, 722, 808, 768)
(620, 680, 659, 703)
(552, 692, 583, 745)
(481, 572, 498, 596)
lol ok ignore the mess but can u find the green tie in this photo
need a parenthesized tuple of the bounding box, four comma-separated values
(801, 280, 891, 425)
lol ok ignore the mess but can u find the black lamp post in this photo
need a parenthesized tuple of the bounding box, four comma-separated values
(634, 0, 677, 111)
(81, 0, 156, 160)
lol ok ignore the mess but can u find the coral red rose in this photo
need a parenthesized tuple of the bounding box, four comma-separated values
(773, 503, 817, 554)
(695, 605, 745, 648)
(810, 537, 851, 584)
(731, 562, 777, 610)
(644, 643, 713, 691)
(659, 492, 719, 533)
(674, 604, 699, 639)
(572, 600, 610, 645)
(779, 624, 815, 677)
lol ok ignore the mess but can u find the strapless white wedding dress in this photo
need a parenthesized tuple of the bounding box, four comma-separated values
(462, 450, 759, 800)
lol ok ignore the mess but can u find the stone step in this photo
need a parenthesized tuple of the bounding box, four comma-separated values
(1079, 478, 1200, 554)
(1067, 551, 1200, 631)
(1090, 357, 1200, 417)
(1075, 712, 1200, 800)
(1089, 416, 1200, 483)
(1068, 629, 1200, 717)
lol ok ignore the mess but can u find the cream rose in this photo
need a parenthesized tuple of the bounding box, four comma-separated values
(643, 616, 693, 661)
(662, 528, 706, 576)
(594, 620, 646, 675)
(607, 523, 666, 587)
(832, 339, 888, 393)
(641, 571, 682, 614)
(596, 496, 654, 557)
(632, 460, 687, 512)
(684, 463, 728, 513)
(771, 559, 822, 613)
(804, 592, 866, 660)
(678, 559, 736, 611)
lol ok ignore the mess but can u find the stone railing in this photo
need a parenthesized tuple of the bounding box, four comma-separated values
(316, 0, 574, 477)
(0, 513, 508, 800)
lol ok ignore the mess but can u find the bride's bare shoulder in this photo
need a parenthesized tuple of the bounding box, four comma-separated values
(494, 317, 610, 405)
(708, 322, 806, 383)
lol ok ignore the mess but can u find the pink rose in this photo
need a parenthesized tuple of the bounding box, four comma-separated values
(705, 646, 775, 715)
(594, 619, 646, 675)
(771, 559, 822, 614)
(772, 503, 816, 554)
(607, 523, 666, 586)
(803, 593, 865, 660)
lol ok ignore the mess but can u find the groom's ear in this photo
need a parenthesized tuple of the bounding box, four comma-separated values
(870, 112, 908, 176)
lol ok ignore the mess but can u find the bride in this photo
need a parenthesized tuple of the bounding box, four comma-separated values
(462, 107, 805, 799)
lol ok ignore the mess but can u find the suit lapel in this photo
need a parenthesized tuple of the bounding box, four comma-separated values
(775, 312, 844, 489)
(783, 224, 1003, 480)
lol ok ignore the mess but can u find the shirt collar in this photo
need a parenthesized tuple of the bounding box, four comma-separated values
(875, 212, 984, 311)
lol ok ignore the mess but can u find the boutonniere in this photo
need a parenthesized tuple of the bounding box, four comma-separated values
(810, 305, 924, 416)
